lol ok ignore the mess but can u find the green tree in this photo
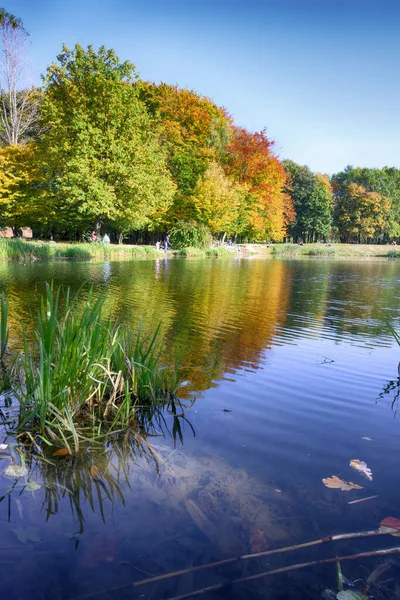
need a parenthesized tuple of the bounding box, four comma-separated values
(284, 160, 333, 242)
(37, 44, 175, 236)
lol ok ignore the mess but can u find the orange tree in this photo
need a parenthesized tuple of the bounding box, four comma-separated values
(224, 127, 294, 241)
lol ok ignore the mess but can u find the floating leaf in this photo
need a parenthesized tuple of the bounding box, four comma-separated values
(14, 526, 41, 544)
(3, 464, 28, 479)
(349, 459, 372, 481)
(53, 448, 71, 456)
(90, 465, 100, 478)
(0, 443, 8, 450)
(379, 516, 400, 536)
(336, 591, 368, 600)
(322, 476, 363, 491)
(25, 481, 41, 492)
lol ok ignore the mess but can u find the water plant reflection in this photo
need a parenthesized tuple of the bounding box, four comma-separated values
(0, 398, 194, 533)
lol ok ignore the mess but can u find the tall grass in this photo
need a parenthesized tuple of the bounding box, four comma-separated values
(205, 247, 232, 257)
(3, 284, 180, 449)
(173, 247, 205, 258)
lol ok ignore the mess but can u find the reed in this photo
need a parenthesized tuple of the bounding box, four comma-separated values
(173, 247, 205, 258)
(3, 284, 180, 448)
(205, 247, 232, 257)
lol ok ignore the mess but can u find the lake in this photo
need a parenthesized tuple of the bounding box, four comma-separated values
(1, 256, 400, 600)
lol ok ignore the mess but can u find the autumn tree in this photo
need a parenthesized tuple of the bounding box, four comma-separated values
(332, 166, 400, 240)
(225, 127, 293, 241)
(284, 160, 333, 242)
(36, 44, 175, 237)
(333, 183, 390, 242)
(138, 82, 231, 222)
(187, 162, 251, 239)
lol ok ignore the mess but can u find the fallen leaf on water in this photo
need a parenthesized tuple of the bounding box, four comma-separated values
(349, 459, 373, 481)
(90, 465, 100, 478)
(0, 443, 8, 450)
(53, 448, 71, 456)
(322, 475, 363, 491)
(250, 529, 268, 553)
(379, 516, 400, 536)
(3, 464, 28, 479)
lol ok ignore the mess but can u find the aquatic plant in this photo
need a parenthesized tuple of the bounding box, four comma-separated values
(2, 284, 181, 449)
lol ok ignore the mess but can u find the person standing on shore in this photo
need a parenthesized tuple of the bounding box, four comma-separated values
(164, 234, 170, 252)
(103, 233, 110, 244)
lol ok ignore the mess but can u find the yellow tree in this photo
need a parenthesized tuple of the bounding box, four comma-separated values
(189, 162, 247, 238)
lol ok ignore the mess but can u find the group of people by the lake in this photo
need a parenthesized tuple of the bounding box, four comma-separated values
(91, 231, 110, 244)
(90, 231, 170, 250)
(155, 235, 170, 251)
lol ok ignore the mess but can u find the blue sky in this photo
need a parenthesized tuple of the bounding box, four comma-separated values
(9, 0, 400, 174)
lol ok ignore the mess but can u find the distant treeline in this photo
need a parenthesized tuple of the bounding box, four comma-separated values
(0, 9, 399, 244)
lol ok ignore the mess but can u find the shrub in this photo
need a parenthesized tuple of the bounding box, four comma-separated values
(169, 220, 212, 250)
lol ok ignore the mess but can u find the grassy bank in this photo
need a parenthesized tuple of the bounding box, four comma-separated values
(0, 238, 164, 261)
(173, 246, 232, 258)
(0, 239, 235, 261)
(0, 285, 181, 450)
(269, 243, 400, 259)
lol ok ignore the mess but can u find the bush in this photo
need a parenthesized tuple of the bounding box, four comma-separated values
(169, 221, 212, 250)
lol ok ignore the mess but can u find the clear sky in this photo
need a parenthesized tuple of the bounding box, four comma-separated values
(8, 0, 400, 174)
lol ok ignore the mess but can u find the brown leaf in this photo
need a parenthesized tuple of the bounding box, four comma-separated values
(322, 475, 363, 491)
(90, 465, 100, 478)
(380, 517, 400, 536)
(53, 448, 71, 456)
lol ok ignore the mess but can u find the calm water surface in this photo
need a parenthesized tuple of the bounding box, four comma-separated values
(1, 257, 400, 600)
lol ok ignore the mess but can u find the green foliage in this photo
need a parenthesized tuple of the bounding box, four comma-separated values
(7, 284, 181, 448)
(169, 220, 212, 249)
(37, 44, 176, 233)
(284, 160, 333, 242)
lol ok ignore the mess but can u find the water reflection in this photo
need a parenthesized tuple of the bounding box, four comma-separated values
(0, 398, 194, 534)
(0, 258, 400, 599)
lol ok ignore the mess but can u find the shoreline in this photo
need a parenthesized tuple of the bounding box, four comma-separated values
(0, 238, 399, 262)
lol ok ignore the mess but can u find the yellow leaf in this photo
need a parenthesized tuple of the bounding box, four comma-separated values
(322, 475, 363, 491)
